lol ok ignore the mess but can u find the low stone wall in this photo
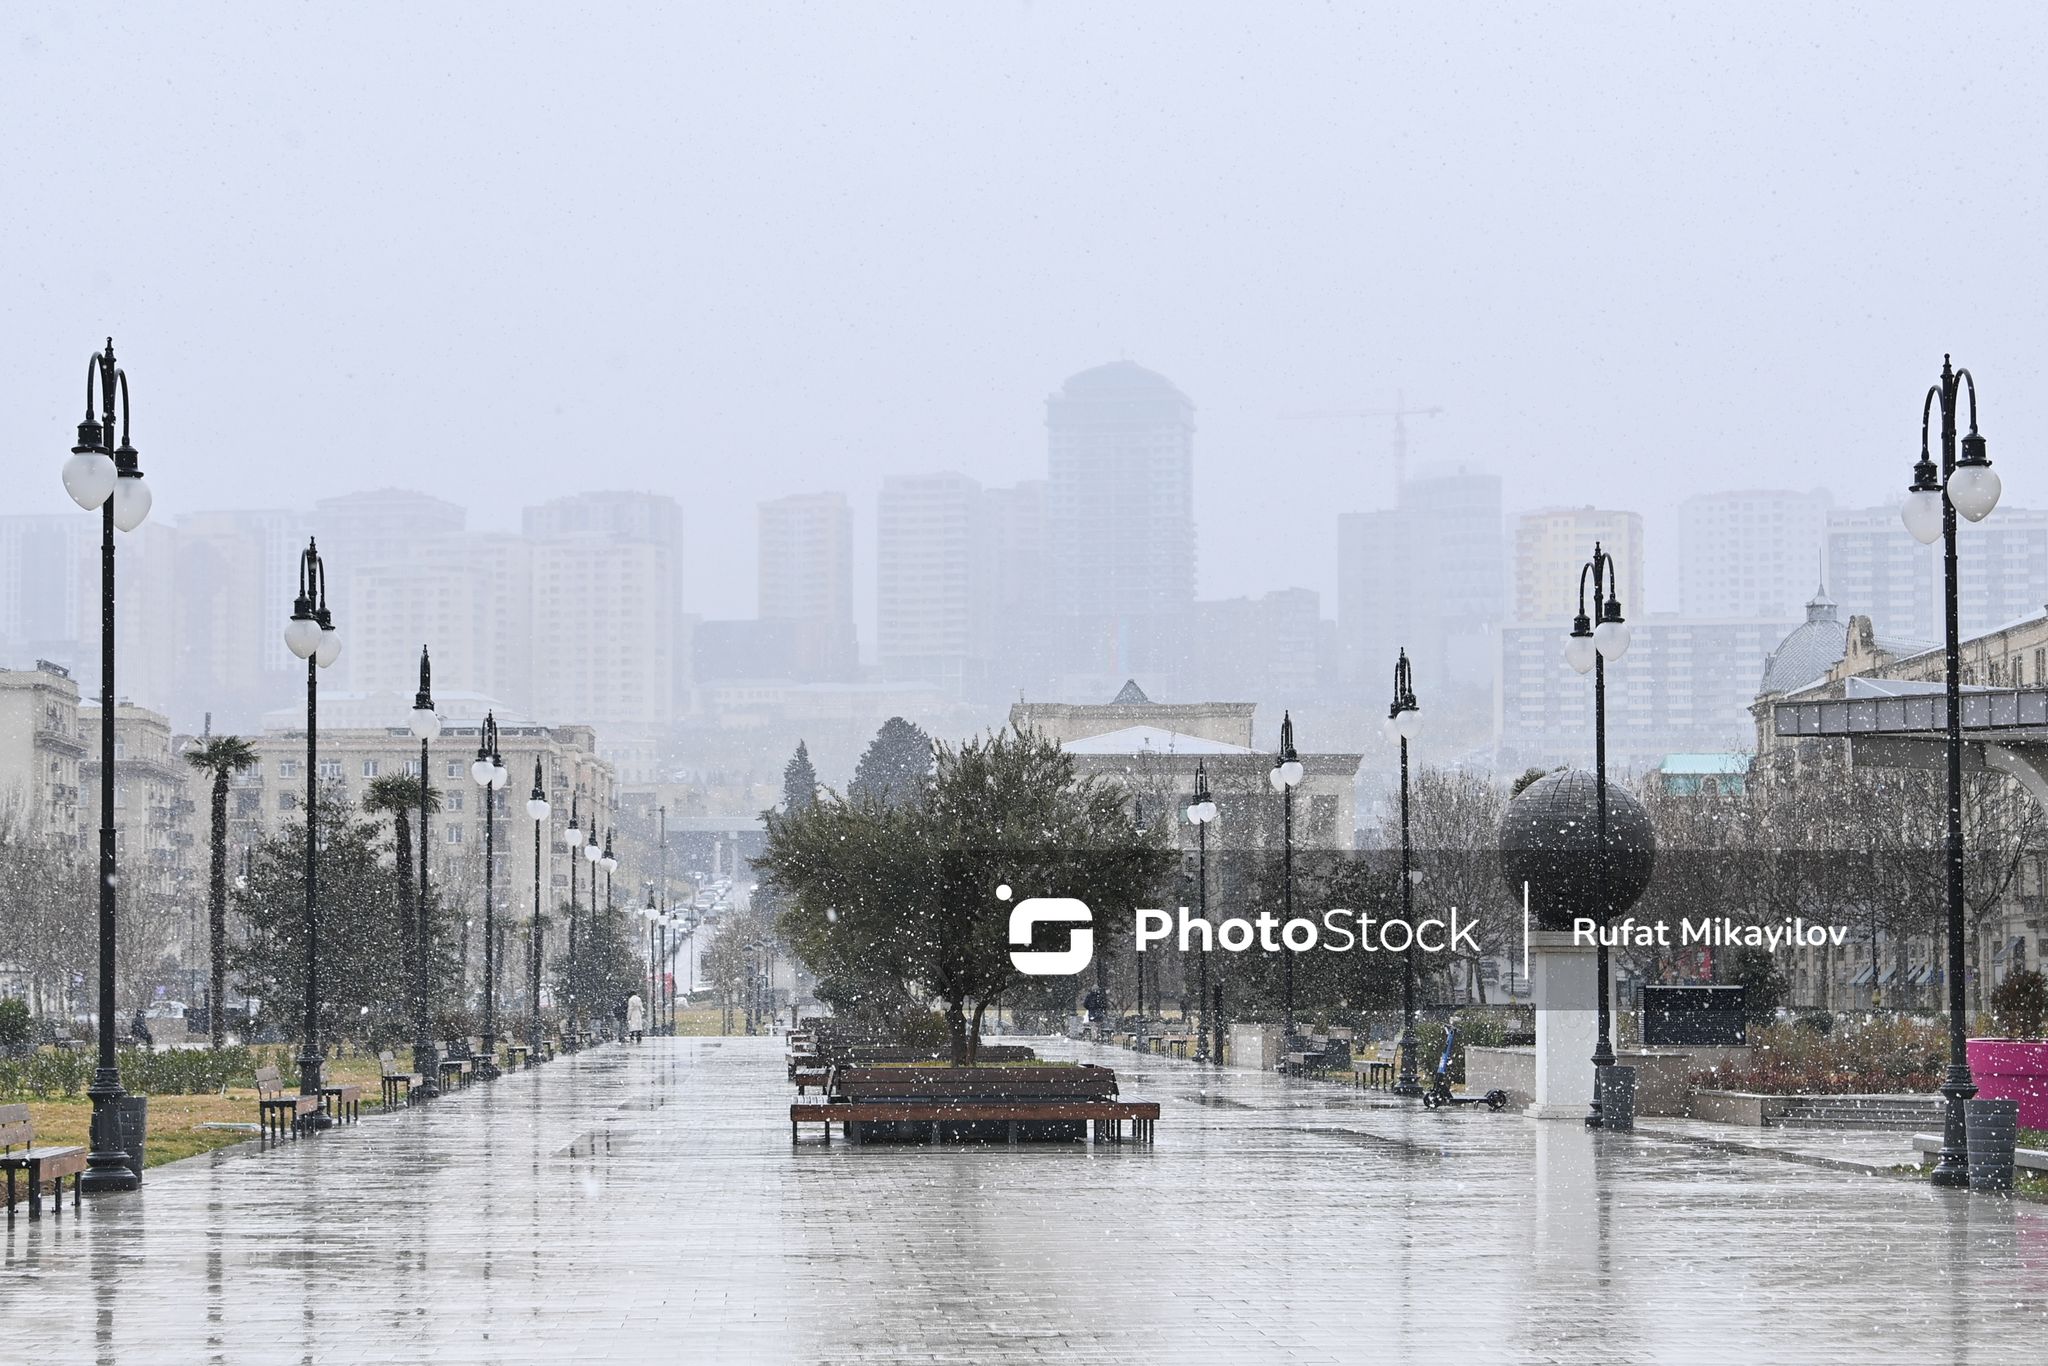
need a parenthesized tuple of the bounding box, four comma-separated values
(1229, 1023, 1281, 1072)
(1689, 1091, 1792, 1126)
(1466, 1044, 1753, 1116)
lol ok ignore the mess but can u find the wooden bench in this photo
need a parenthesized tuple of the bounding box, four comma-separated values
(438, 1056, 471, 1091)
(793, 1065, 1158, 1146)
(319, 1082, 363, 1125)
(256, 1066, 318, 1143)
(380, 1050, 423, 1108)
(1359, 1060, 1396, 1091)
(792, 1069, 831, 1095)
(505, 1044, 531, 1070)
(0, 1103, 86, 1220)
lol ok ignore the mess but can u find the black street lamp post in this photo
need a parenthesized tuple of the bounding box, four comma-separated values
(1564, 542, 1632, 1126)
(285, 539, 342, 1128)
(526, 761, 549, 1066)
(471, 713, 507, 1076)
(564, 795, 583, 1043)
(409, 649, 442, 1100)
(63, 338, 152, 1194)
(583, 824, 603, 1037)
(1388, 649, 1425, 1099)
(1269, 712, 1305, 1039)
(1186, 762, 1218, 1062)
(600, 828, 619, 1038)
(1902, 355, 2003, 1187)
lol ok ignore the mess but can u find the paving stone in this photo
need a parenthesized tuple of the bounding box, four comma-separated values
(3, 1036, 2046, 1364)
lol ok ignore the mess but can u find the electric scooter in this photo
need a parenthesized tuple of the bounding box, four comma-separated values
(1419, 1025, 1510, 1111)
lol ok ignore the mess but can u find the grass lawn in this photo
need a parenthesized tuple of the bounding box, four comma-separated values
(12, 1052, 406, 1170)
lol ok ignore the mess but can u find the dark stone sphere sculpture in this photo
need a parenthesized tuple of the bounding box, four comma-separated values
(1496, 769, 1656, 932)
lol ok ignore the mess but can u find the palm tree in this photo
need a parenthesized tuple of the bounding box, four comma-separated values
(365, 773, 440, 1038)
(185, 735, 257, 1049)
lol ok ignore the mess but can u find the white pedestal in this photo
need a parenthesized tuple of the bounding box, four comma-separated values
(1527, 930, 1597, 1119)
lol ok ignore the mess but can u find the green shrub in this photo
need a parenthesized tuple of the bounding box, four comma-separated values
(1992, 969, 2048, 1040)
(0, 998, 30, 1055)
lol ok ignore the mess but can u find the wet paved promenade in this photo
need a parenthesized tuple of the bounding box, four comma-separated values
(5, 1036, 2048, 1365)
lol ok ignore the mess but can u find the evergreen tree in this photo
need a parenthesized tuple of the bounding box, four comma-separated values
(849, 716, 934, 808)
(761, 727, 1174, 1063)
(782, 740, 818, 814)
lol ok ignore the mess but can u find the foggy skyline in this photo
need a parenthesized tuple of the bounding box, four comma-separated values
(7, 4, 2047, 625)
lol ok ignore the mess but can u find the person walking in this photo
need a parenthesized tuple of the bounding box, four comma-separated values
(626, 992, 645, 1043)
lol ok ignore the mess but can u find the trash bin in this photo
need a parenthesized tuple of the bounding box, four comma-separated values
(1966, 1098, 2018, 1192)
(1600, 1066, 1637, 1132)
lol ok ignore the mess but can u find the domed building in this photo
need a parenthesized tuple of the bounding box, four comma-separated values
(1757, 584, 1850, 697)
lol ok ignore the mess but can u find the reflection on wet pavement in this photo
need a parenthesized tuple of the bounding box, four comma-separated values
(3, 1035, 2047, 1364)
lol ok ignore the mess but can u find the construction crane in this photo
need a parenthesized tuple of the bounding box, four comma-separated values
(1280, 390, 1444, 492)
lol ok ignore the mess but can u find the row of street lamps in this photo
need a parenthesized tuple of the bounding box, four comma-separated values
(52, 337, 2006, 1190)
(58, 340, 665, 1172)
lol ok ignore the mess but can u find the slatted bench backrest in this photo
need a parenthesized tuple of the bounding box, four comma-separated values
(833, 1066, 1118, 1103)
(0, 1102, 32, 1151)
(379, 1050, 402, 1076)
(255, 1066, 286, 1100)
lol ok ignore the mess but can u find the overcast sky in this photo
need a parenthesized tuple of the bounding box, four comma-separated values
(6, 2, 2046, 621)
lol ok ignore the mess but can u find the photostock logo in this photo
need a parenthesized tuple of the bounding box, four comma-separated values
(1003, 884, 1094, 975)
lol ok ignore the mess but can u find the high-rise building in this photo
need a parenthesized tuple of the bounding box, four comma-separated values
(1822, 502, 2047, 646)
(1495, 614, 1798, 772)
(1191, 589, 1322, 702)
(1678, 489, 1831, 619)
(758, 492, 856, 682)
(1957, 506, 2048, 634)
(1826, 505, 1937, 645)
(0, 516, 92, 673)
(349, 532, 534, 714)
(876, 473, 990, 696)
(983, 479, 1048, 696)
(312, 490, 466, 690)
(529, 536, 675, 743)
(1338, 464, 1505, 696)
(172, 508, 312, 731)
(1044, 362, 1196, 685)
(1514, 507, 1645, 625)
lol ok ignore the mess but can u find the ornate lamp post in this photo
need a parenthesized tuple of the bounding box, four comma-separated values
(601, 828, 619, 1038)
(409, 649, 442, 1100)
(584, 825, 604, 1038)
(64, 338, 151, 1193)
(1903, 355, 2003, 1187)
(1564, 542, 1631, 1126)
(526, 761, 549, 1067)
(1186, 762, 1218, 1062)
(285, 539, 342, 1127)
(1269, 712, 1305, 1039)
(641, 893, 660, 1027)
(470, 713, 507, 1075)
(563, 795, 583, 1044)
(1386, 649, 1425, 1098)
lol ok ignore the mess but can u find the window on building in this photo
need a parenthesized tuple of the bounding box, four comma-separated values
(447, 790, 465, 812)
(279, 760, 300, 778)
(280, 792, 299, 810)
(404, 760, 420, 777)
(447, 825, 464, 845)
(318, 759, 342, 779)
(361, 760, 380, 778)
(446, 760, 463, 779)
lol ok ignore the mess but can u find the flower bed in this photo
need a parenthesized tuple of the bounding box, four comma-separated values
(1688, 1018, 1944, 1096)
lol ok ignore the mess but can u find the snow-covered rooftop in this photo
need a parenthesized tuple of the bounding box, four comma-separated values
(1061, 725, 1255, 756)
